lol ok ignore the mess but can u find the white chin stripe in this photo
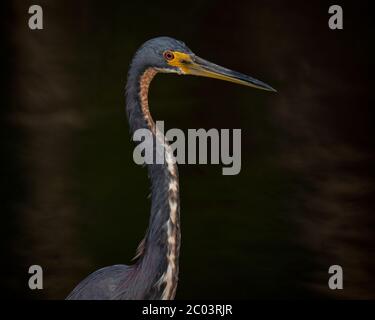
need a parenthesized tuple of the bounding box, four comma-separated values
(155, 67, 184, 75)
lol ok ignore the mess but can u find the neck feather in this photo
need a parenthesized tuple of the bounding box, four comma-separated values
(125, 66, 180, 300)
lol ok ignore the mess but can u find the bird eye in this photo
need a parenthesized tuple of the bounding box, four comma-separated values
(163, 51, 175, 61)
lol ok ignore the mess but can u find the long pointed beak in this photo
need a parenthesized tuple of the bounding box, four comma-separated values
(187, 55, 276, 92)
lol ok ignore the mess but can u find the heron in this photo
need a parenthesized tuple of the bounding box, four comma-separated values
(67, 36, 275, 300)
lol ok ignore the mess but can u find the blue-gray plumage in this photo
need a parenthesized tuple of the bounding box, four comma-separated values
(66, 36, 275, 300)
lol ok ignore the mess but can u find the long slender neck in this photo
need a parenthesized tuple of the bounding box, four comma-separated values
(125, 65, 180, 300)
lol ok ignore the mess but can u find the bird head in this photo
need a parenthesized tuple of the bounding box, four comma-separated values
(133, 36, 276, 92)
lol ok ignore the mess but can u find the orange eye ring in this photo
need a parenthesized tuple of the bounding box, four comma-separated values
(163, 51, 175, 61)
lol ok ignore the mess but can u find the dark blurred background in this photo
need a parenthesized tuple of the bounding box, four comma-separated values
(1, 0, 374, 299)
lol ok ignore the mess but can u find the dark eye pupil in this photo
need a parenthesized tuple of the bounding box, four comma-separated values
(164, 51, 174, 60)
